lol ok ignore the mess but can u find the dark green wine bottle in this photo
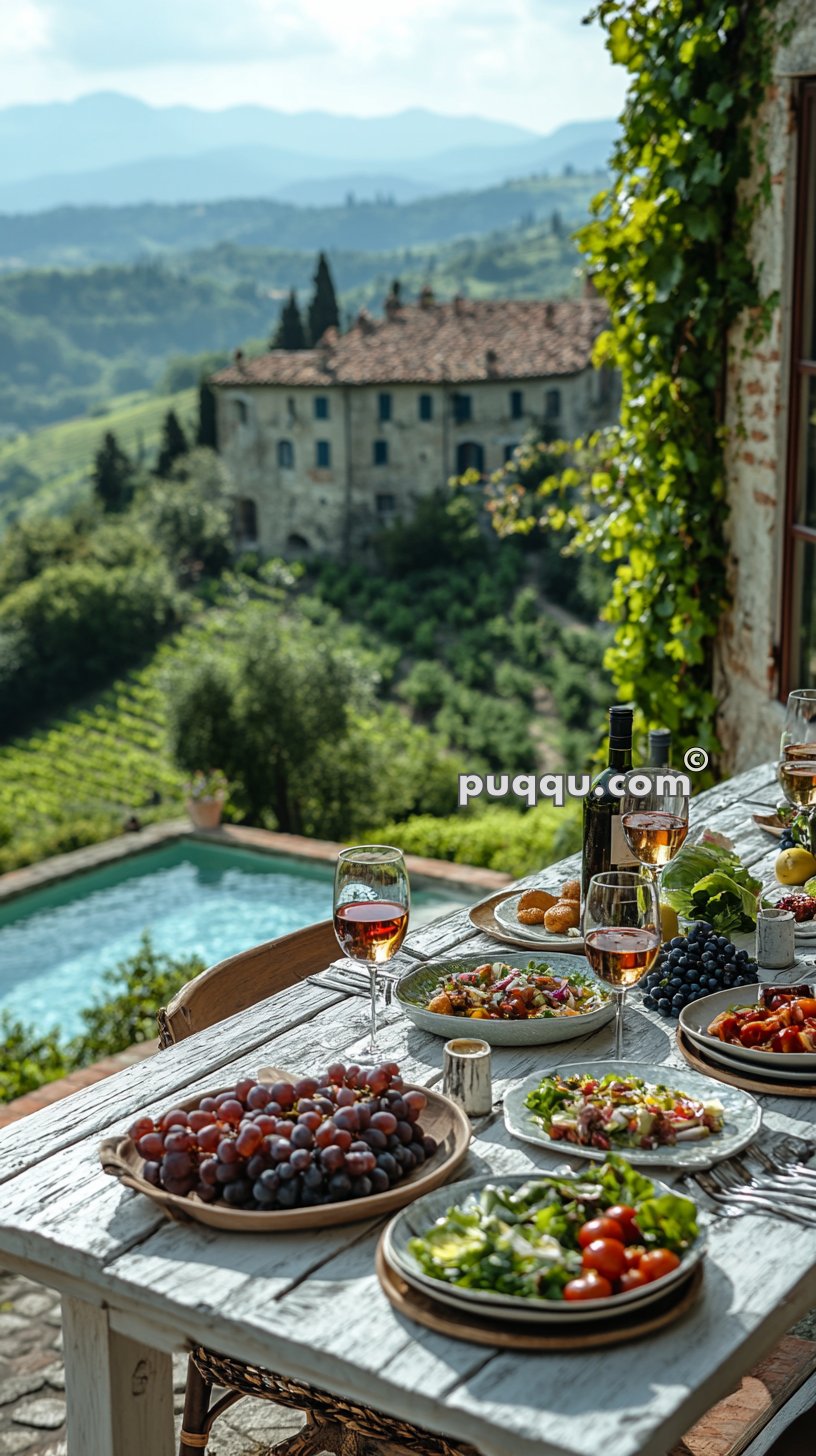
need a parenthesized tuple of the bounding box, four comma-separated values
(648, 728, 672, 768)
(581, 705, 637, 899)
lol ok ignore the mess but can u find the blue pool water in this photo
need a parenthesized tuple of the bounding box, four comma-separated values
(0, 840, 464, 1039)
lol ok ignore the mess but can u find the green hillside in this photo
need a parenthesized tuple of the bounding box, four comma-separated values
(0, 386, 197, 526)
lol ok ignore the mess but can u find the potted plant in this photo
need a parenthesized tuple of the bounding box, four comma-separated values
(184, 769, 229, 829)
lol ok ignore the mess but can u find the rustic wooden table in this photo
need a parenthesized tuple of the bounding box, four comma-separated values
(1, 761, 815, 1456)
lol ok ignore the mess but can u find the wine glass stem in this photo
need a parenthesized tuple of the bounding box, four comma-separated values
(369, 963, 378, 1050)
(614, 990, 626, 1059)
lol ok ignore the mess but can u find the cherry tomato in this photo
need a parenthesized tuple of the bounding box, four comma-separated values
(581, 1238, 627, 1281)
(619, 1269, 649, 1293)
(639, 1248, 681, 1283)
(623, 1245, 646, 1271)
(604, 1204, 640, 1243)
(563, 1273, 613, 1302)
(577, 1217, 624, 1248)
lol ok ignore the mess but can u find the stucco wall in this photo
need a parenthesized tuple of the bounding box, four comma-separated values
(215, 369, 613, 558)
(715, 0, 816, 771)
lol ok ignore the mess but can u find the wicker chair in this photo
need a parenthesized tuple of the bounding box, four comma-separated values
(157, 923, 474, 1456)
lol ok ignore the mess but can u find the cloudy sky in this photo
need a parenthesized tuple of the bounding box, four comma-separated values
(1, 0, 625, 131)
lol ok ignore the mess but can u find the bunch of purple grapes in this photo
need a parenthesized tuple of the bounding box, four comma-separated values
(127, 1062, 437, 1211)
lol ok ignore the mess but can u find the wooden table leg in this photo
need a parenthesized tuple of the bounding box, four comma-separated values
(62, 1296, 175, 1456)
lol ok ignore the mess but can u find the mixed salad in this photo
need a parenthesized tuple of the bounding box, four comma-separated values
(425, 961, 609, 1021)
(524, 1072, 725, 1151)
(407, 1156, 698, 1303)
(660, 835, 763, 934)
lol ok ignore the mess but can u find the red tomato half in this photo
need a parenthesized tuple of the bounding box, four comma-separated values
(563, 1273, 613, 1302)
(639, 1248, 681, 1283)
(577, 1217, 624, 1248)
(581, 1238, 627, 1281)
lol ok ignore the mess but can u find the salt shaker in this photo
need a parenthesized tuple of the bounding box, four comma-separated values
(756, 907, 796, 970)
(443, 1037, 492, 1116)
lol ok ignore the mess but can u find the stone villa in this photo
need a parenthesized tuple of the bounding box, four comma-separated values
(210, 291, 615, 559)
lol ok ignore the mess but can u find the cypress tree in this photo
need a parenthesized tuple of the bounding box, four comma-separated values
(92, 431, 134, 512)
(272, 290, 307, 350)
(307, 252, 340, 345)
(197, 380, 218, 449)
(155, 409, 189, 478)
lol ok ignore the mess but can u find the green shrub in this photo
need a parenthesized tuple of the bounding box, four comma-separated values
(0, 1016, 68, 1102)
(0, 813, 122, 874)
(71, 934, 204, 1063)
(367, 802, 582, 878)
(0, 559, 182, 735)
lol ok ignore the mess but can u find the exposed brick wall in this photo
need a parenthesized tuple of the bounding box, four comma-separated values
(715, 1, 816, 771)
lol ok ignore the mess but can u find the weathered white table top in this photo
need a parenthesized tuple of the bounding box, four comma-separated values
(1, 760, 816, 1456)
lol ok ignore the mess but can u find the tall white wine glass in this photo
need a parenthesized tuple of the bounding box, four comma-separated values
(582, 870, 661, 1059)
(333, 845, 409, 1059)
(620, 768, 689, 887)
(779, 688, 816, 809)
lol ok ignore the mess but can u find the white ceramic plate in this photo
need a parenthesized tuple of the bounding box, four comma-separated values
(384, 1170, 705, 1326)
(396, 953, 614, 1046)
(686, 1032, 816, 1084)
(494, 891, 584, 951)
(503, 1059, 762, 1168)
(680, 985, 816, 1072)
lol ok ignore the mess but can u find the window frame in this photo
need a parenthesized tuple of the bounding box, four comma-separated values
(510, 388, 524, 420)
(452, 391, 472, 424)
(781, 78, 816, 696)
(277, 439, 294, 469)
(378, 391, 392, 423)
(314, 395, 330, 420)
(544, 387, 561, 421)
(373, 439, 389, 466)
(315, 440, 331, 469)
(418, 393, 433, 421)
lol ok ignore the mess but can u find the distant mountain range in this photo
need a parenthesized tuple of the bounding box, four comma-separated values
(0, 93, 616, 213)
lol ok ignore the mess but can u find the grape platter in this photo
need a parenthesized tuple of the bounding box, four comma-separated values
(126, 1063, 439, 1213)
(640, 921, 759, 1019)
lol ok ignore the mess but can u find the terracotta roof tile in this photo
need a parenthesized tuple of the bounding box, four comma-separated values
(211, 297, 607, 389)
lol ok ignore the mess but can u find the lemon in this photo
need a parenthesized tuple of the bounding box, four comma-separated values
(775, 846, 816, 885)
(805, 875, 816, 898)
(660, 901, 679, 941)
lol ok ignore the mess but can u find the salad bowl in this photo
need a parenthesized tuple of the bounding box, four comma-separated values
(395, 953, 614, 1045)
(383, 1164, 705, 1327)
(503, 1059, 762, 1168)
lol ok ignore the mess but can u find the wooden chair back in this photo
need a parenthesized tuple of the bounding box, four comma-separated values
(157, 919, 337, 1047)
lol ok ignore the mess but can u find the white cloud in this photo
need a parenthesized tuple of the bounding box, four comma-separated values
(0, 0, 626, 132)
(0, 0, 51, 56)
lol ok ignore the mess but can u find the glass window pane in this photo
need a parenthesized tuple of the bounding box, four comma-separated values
(803, 96, 816, 362)
(791, 537, 816, 688)
(795, 374, 816, 530)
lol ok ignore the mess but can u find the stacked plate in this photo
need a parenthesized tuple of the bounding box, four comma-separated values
(679, 985, 816, 1089)
(380, 1172, 705, 1331)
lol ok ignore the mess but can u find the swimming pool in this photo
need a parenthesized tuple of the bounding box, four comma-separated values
(0, 840, 467, 1039)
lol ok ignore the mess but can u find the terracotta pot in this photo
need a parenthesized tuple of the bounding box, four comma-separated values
(186, 797, 224, 829)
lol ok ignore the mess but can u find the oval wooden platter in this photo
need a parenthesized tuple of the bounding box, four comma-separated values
(99, 1074, 471, 1231)
(375, 1237, 703, 1351)
(676, 1027, 816, 1098)
(468, 889, 585, 953)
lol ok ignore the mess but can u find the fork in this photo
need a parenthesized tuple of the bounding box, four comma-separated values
(692, 1168, 816, 1225)
(716, 1156, 816, 1209)
(751, 1143, 816, 1189)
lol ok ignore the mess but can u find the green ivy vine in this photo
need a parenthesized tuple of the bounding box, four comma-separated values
(489, 0, 788, 761)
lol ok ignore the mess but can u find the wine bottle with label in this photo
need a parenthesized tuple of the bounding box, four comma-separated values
(648, 728, 672, 768)
(581, 705, 637, 898)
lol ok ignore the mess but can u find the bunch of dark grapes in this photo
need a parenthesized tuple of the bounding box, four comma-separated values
(778, 827, 796, 851)
(641, 921, 758, 1019)
(127, 1062, 437, 1212)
